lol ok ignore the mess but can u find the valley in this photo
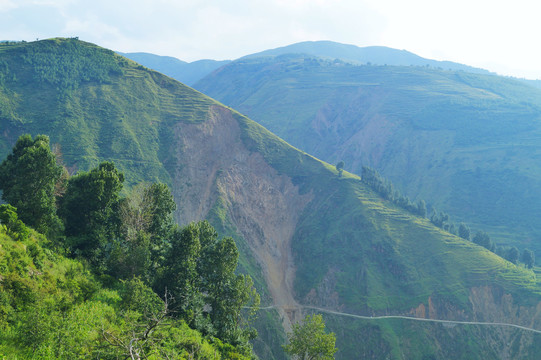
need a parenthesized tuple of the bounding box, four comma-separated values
(1, 38, 541, 359)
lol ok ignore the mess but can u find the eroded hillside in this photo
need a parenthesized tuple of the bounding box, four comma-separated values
(194, 55, 541, 254)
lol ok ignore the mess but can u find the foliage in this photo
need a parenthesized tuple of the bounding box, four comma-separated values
(458, 223, 471, 240)
(0, 134, 63, 237)
(505, 246, 520, 264)
(0, 131, 259, 358)
(521, 249, 535, 269)
(59, 161, 124, 264)
(0, 204, 30, 241)
(109, 182, 175, 281)
(335, 161, 344, 177)
(160, 221, 260, 347)
(283, 314, 337, 360)
(472, 231, 493, 251)
(361, 166, 426, 217)
(0, 184, 257, 359)
(22, 37, 122, 97)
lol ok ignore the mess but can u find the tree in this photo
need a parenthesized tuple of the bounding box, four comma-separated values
(335, 161, 344, 177)
(160, 221, 260, 344)
(0, 204, 30, 241)
(283, 314, 337, 360)
(110, 183, 176, 280)
(416, 200, 427, 218)
(59, 161, 124, 263)
(430, 210, 449, 229)
(472, 231, 492, 250)
(0, 134, 63, 236)
(506, 246, 520, 264)
(458, 223, 470, 241)
(521, 249, 535, 269)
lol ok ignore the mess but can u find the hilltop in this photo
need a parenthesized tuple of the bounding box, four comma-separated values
(1, 38, 541, 359)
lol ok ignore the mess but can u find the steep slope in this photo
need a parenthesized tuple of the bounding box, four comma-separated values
(2, 38, 541, 359)
(118, 51, 230, 86)
(194, 54, 541, 253)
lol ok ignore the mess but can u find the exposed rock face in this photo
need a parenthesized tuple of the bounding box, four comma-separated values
(403, 286, 541, 359)
(169, 105, 313, 331)
(468, 286, 541, 328)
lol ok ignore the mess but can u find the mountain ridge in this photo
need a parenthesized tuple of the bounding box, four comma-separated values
(2, 38, 541, 359)
(120, 40, 493, 86)
(241, 40, 492, 74)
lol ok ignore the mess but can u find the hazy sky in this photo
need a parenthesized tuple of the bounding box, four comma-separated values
(1, 0, 540, 79)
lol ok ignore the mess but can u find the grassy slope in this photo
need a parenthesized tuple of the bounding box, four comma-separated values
(2, 39, 541, 359)
(233, 110, 541, 358)
(232, 110, 541, 308)
(194, 55, 541, 252)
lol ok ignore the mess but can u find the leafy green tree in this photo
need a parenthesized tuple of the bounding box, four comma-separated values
(521, 249, 535, 269)
(458, 223, 471, 241)
(109, 183, 175, 280)
(506, 246, 520, 264)
(0, 134, 63, 236)
(472, 231, 492, 250)
(59, 161, 124, 263)
(0, 204, 30, 241)
(283, 314, 337, 360)
(335, 161, 344, 177)
(430, 210, 449, 229)
(201, 236, 260, 343)
(160, 221, 259, 345)
(160, 222, 203, 327)
(416, 200, 427, 217)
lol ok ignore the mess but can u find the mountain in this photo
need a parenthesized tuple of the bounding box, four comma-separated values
(118, 51, 230, 85)
(119, 40, 491, 87)
(194, 54, 541, 255)
(2, 38, 541, 359)
(242, 40, 492, 74)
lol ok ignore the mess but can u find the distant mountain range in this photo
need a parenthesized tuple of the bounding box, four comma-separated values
(120, 40, 495, 85)
(242, 40, 493, 74)
(117, 51, 229, 85)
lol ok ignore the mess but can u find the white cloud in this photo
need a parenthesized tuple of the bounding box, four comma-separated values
(0, 0, 19, 12)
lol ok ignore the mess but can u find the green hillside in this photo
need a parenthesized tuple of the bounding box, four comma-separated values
(2, 38, 541, 359)
(0, 212, 243, 359)
(194, 54, 541, 254)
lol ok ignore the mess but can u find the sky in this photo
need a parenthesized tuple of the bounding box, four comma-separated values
(1, 0, 540, 79)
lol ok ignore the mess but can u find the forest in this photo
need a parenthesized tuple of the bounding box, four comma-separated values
(0, 134, 260, 359)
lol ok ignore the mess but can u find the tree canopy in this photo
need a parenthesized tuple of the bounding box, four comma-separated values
(0, 134, 260, 359)
(0, 134, 63, 236)
(283, 314, 337, 360)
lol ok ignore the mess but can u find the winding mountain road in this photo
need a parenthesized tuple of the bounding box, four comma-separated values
(254, 305, 541, 335)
